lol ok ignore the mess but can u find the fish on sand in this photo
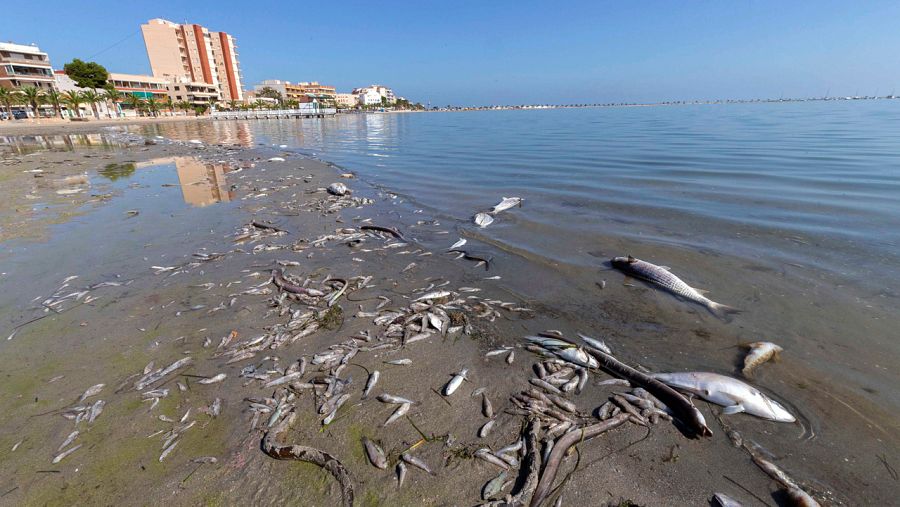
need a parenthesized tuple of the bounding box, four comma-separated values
(611, 255, 739, 317)
(651, 372, 795, 422)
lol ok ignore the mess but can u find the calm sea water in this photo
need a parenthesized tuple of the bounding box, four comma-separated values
(133, 102, 900, 428)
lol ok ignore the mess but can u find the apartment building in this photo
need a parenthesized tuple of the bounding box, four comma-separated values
(140, 18, 243, 102)
(254, 80, 337, 102)
(108, 72, 169, 101)
(166, 77, 219, 106)
(0, 42, 55, 90)
(335, 93, 357, 108)
(352, 84, 396, 105)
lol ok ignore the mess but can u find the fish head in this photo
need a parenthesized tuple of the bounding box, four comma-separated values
(610, 255, 638, 269)
(764, 397, 796, 422)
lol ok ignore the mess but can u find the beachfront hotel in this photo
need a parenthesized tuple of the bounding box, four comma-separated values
(140, 18, 244, 102)
(0, 42, 55, 91)
(252, 80, 337, 103)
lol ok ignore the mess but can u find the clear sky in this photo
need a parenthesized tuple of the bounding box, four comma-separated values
(2, 0, 899, 106)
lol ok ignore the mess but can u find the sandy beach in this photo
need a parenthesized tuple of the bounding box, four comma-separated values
(0, 122, 883, 506)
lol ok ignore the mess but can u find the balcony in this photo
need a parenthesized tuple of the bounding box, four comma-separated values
(0, 55, 50, 66)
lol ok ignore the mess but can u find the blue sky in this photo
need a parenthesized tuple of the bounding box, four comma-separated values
(2, 1, 899, 105)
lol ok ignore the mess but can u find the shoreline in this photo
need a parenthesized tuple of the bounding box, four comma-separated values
(0, 126, 886, 505)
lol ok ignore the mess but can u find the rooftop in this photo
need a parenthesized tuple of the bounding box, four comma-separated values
(0, 41, 48, 56)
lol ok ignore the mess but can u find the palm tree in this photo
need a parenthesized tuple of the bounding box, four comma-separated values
(0, 88, 17, 120)
(227, 99, 238, 111)
(80, 89, 101, 119)
(103, 85, 121, 118)
(145, 96, 160, 117)
(284, 99, 298, 110)
(18, 86, 44, 119)
(163, 97, 175, 116)
(44, 89, 64, 119)
(62, 90, 84, 118)
(175, 100, 191, 115)
(124, 94, 145, 116)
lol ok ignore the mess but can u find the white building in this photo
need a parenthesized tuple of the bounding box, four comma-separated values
(357, 88, 382, 106)
(353, 84, 395, 105)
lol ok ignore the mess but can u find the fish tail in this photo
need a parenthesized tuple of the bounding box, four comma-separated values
(708, 301, 742, 319)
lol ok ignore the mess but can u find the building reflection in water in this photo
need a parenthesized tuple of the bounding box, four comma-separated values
(136, 156, 234, 207)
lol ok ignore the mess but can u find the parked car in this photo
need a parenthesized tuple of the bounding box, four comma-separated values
(0, 112, 8, 120)
(12, 110, 29, 119)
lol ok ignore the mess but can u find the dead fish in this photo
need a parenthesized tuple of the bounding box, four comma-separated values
(611, 255, 740, 318)
(192, 456, 218, 464)
(652, 372, 795, 422)
(384, 358, 412, 366)
(159, 440, 179, 462)
(450, 238, 467, 249)
(554, 347, 599, 369)
(478, 419, 496, 438)
(362, 371, 380, 400)
(383, 402, 410, 426)
(482, 394, 494, 418)
(323, 393, 350, 425)
(443, 368, 469, 396)
(57, 431, 79, 452)
(396, 462, 407, 487)
(362, 437, 388, 469)
(401, 453, 434, 474)
(327, 182, 349, 196)
(377, 393, 414, 405)
(597, 378, 631, 387)
(742, 341, 783, 376)
(474, 212, 494, 227)
(474, 448, 510, 470)
(264, 372, 303, 388)
(577, 333, 612, 354)
(415, 290, 452, 301)
(88, 400, 105, 424)
(713, 493, 745, 507)
(52, 444, 82, 464)
(490, 197, 523, 214)
(482, 471, 508, 500)
(78, 383, 105, 402)
(198, 373, 226, 385)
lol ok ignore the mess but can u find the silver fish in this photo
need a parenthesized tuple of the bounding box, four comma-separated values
(443, 368, 469, 396)
(713, 492, 745, 507)
(553, 347, 599, 369)
(415, 290, 452, 301)
(449, 238, 467, 249)
(88, 400, 105, 424)
(385, 358, 412, 365)
(478, 419, 495, 438)
(198, 373, 226, 384)
(482, 471, 508, 500)
(323, 394, 350, 425)
(78, 383, 105, 402)
(52, 444, 82, 464)
(652, 372, 795, 422)
(362, 437, 388, 469)
(58, 431, 79, 452)
(482, 393, 494, 418)
(264, 372, 303, 388)
(377, 393, 414, 405)
(611, 256, 739, 317)
(474, 448, 509, 470)
(362, 371, 380, 399)
(742, 341, 783, 376)
(383, 402, 410, 426)
(577, 333, 612, 354)
(396, 462, 407, 487)
(401, 453, 434, 474)
(473, 213, 494, 228)
(490, 197, 523, 214)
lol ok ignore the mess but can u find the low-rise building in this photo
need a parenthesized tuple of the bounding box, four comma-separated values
(0, 42, 55, 91)
(335, 93, 357, 108)
(108, 72, 169, 101)
(53, 71, 113, 118)
(253, 80, 337, 102)
(357, 88, 383, 106)
(167, 77, 219, 107)
(352, 84, 395, 105)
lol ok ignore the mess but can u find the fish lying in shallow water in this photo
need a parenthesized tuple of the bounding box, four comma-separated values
(742, 341, 782, 376)
(611, 255, 739, 318)
(651, 372, 795, 422)
(473, 213, 494, 227)
(490, 197, 523, 214)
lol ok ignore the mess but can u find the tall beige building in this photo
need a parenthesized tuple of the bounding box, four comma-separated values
(140, 18, 243, 102)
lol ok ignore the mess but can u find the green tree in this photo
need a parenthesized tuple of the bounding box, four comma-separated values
(124, 94, 145, 116)
(103, 86, 121, 118)
(18, 86, 44, 119)
(0, 88, 18, 120)
(257, 87, 282, 104)
(62, 90, 84, 118)
(63, 59, 109, 89)
(145, 96, 160, 117)
(193, 104, 209, 115)
(44, 89, 64, 119)
(163, 97, 175, 116)
(175, 100, 192, 115)
(81, 89, 102, 119)
(228, 99, 239, 111)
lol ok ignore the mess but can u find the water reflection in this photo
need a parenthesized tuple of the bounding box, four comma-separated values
(136, 157, 234, 207)
(0, 134, 121, 154)
(98, 162, 137, 181)
(132, 121, 255, 147)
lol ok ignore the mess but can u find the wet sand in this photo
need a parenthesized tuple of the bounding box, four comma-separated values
(0, 125, 893, 506)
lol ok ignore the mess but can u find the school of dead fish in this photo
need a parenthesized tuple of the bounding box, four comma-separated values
(8, 141, 828, 507)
